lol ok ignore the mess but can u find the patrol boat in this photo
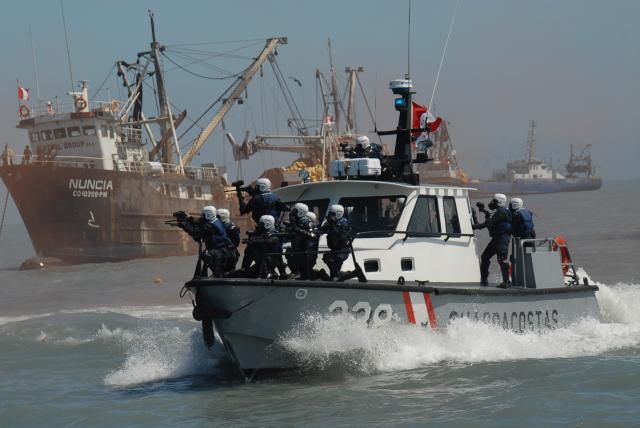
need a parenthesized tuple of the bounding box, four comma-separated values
(183, 77, 600, 372)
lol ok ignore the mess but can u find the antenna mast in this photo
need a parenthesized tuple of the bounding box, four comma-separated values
(29, 25, 41, 102)
(60, 0, 75, 93)
(407, 0, 411, 79)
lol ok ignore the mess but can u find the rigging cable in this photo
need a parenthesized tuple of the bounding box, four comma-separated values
(428, 0, 461, 111)
(177, 79, 237, 141)
(355, 74, 384, 145)
(267, 56, 308, 135)
(90, 63, 117, 101)
(162, 52, 244, 80)
(0, 190, 9, 239)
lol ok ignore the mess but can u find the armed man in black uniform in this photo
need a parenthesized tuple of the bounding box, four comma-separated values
(473, 193, 512, 288)
(242, 214, 284, 279)
(172, 206, 232, 277)
(321, 204, 354, 280)
(343, 135, 384, 161)
(235, 177, 283, 273)
(509, 197, 536, 239)
(216, 208, 241, 272)
(284, 203, 317, 279)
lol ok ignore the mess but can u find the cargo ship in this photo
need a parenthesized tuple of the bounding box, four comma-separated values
(0, 13, 290, 264)
(469, 120, 602, 197)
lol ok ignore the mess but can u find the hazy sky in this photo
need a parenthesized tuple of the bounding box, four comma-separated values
(1, 0, 639, 185)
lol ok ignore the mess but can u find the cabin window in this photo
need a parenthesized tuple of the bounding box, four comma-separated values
(443, 197, 461, 235)
(29, 132, 39, 142)
(364, 260, 380, 273)
(67, 126, 81, 137)
(109, 127, 115, 138)
(53, 128, 67, 139)
(339, 195, 406, 237)
(83, 126, 96, 136)
(407, 195, 440, 236)
(401, 258, 414, 271)
(187, 186, 194, 199)
(285, 199, 330, 223)
(194, 186, 203, 198)
(40, 130, 53, 141)
(101, 125, 108, 137)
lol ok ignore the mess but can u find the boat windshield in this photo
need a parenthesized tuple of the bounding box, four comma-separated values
(283, 198, 330, 223)
(339, 195, 406, 237)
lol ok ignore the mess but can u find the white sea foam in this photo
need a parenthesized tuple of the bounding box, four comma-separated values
(278, 275, 640, 374)
(103, 325, 220, 387)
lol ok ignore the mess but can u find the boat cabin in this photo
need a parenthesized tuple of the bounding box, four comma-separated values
(275, 179, 481, 283)
(16, 81, 145, 171)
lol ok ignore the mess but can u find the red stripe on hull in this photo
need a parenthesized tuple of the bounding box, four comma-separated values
(424, 293, 438, 330)
(402, 291, 416, 324)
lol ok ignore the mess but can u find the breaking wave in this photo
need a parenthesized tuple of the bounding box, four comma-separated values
(102, 325, 224, 387)
(278, 273, 640, 374)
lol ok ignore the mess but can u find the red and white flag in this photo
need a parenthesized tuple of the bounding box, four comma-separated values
(18, 86, 30, 101)
(411, 101, 442, 134)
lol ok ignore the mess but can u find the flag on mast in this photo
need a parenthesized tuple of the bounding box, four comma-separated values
(411, 101, 442, 134)
(18, 86, 30, 101)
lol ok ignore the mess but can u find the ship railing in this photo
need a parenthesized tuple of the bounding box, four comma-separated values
(119, 127, 143, 145)
(113, 159, 221, 180)
(4, 152, 221, 180)
(9, 154, 105, 169)
(19, 100, 118, 118)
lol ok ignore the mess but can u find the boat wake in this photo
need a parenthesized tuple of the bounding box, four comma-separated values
(278, 273, 640, 375)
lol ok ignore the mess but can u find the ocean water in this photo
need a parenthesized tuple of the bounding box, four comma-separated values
(0, 180, 639, 427)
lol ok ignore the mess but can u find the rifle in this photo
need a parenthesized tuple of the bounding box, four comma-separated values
(165, 210, 193, 227)
(348, 237, 367, 283)
(224, 180, 256, 196)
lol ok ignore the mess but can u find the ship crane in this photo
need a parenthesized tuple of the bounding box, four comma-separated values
(181, 37, 288, 166)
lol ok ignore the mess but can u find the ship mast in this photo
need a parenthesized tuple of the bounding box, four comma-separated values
(181, 37, 287, 166)
(328, 39, 342, 134)
(345, 66, 364, 133)
(148, 11, 184, 172)
(527, 119, 537, 162)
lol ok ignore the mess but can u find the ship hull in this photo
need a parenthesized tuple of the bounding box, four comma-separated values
(0, 165, 251, 263)
(186, 278, 600, 371)
(469, 176, 602, 197)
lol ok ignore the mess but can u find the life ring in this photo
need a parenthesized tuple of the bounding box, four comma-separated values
(18, 105, 30, 118)
(110, 100, 119, 113)
(75, 97, 87, 111)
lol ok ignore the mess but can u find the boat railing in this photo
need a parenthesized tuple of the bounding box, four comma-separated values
(5, 154, 222, 180)
(19, 100, 118, 118)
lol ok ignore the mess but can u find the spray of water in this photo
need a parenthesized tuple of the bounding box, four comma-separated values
(278, 275, 640, 374)
(101, 276, 640, 384)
